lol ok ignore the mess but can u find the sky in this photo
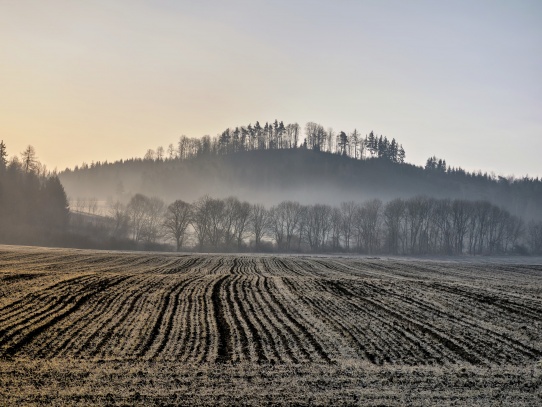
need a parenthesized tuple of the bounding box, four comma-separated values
(1, 0, 541, 177)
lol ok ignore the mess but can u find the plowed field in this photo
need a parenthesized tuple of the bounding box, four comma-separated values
(1, 246, 541, 405)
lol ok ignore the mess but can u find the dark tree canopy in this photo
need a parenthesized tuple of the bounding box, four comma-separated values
(0, 143, 69, 246)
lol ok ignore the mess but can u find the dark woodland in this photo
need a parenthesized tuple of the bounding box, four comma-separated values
(0, 142, 69, 246)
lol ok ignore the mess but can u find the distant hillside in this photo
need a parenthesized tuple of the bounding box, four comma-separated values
(59, 148, 542, 220)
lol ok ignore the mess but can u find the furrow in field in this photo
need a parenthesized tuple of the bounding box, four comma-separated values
(34, 275, 148, 358)
(157, 278, 193, 359)
(82, 289, 147, 358)
(430, 282, 542, 323)
(334, 280, 486, 365)
(0, 274, 97, 323)
(181, 276, 213, 362)
(0, 273, 46, 284)
(159, 256, 202, 274)
(220, 274, 247, 362)
(112, 276, 178, 358)
(246, 262, 309, 363)
(221, 258, 255, 362)
(191, 274, 217, 363)
(240, 276, 285, 363)
(252, 276, 303, 363)
(134, 255, 191, 274)
(290, 278, 395, 364)
(210, 274, 232, 363)
(148, 275, 200, 359)
(296, 275, 449, 365)
(90, 276, 168, 359)
(270, 277, 335, 363)
(175, 278, 201, 362)
(359, 277, 542, 363)
(381, 281, 542, 362)
(210, 257, 227, 275)
(271, 258, 305, 277)
(317, 279, 451, 364)
(286, 258, 325, 278)
(186, 273, 218, 363)
(330, 260, 542, 364)
(0, 275, 129, 357)
(229, 275, 260, 362)
(0, 275, 102, 341)
(79, 275, 167, 358)
(230, 260, 266, 362)
(244, 275, 288, 363)
(262, 278, 324, 363)
(136, 278, 178, 358)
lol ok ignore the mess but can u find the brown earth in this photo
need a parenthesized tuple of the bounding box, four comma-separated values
(0, 245, 541, 405)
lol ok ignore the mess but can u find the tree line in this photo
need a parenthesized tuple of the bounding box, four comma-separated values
(135, 120, 406, 164)
(0, 142, 70, 245)
(87, 192, 542, 255)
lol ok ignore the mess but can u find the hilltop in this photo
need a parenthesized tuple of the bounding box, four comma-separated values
(59, 148, 542, 220)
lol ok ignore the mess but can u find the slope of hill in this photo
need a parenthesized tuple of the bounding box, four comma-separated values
(59, 149, 542, 220)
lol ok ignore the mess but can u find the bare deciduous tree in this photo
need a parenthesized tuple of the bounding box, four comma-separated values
(144, 149, 155, 161)
(156, 146, 165, 161)
(127, 194, 165, 244)
(269, 201, 304, 251)
(164, 200, 192, 251)
(355, 199, 382, 254)
(305, 204, 332, 251)
(108, 200, 130, 239)
(232, 200, 252, 250)
(383, 198, 405, 255)
(167, 143, 176, 160)
(249, 204, 270, 250)
(340, 201, 358, 251)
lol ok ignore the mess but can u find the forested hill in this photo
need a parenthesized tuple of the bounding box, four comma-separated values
(59, 148, 542, 221)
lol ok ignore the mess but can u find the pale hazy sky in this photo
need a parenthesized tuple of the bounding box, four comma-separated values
(1, 0, 541, 176)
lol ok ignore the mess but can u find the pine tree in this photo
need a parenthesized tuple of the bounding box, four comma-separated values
(21, 145, 38, 173)
(232, 127, 240, 152)
(247, 124, 254, 150)
(382, 136, 390, 159)
(425, 156, 437, 170)
(219, 130, 231, 154)
(240, 126, 248, 151)
(278, 121, 285, 149)
(254, 121, 263, 150)
(367, 131, 376, 157)
(350, 130, 360, 158)
(0, 140, 7, 170)
(389, 138, 398, 162)
(377, 136, 384, 158)
(40, 176, 70, 231)
(398, 145, 406, 163)
(337, 131, 349, 155)
(263, 122, 270, 149)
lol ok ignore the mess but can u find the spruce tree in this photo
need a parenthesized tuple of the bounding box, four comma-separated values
(0, 140, 7, 170)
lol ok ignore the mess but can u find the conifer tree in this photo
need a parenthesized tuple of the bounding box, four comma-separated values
(398, 145, 406, 163)
(0, 140, 7, 170)
(389, 138, 398, 162)
(337, 131, 349, 155)
(366, 131, 377, 156)
(21, 145, 38, 173)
